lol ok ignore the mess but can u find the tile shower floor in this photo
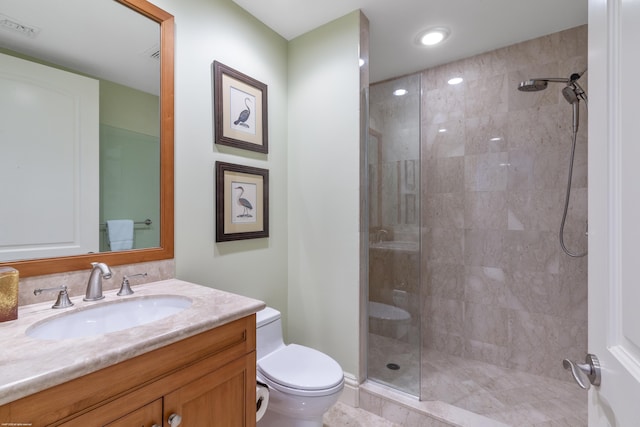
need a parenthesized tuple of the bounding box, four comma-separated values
(368, 333, 587, 426)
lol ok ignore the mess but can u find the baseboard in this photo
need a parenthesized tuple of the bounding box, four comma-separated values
(338, 371, 359, 407)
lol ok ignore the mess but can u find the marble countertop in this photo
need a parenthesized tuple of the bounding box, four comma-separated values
(0, 279, 265, 406)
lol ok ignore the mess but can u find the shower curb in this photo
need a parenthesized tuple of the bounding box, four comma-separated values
(359, 381, 510, 427)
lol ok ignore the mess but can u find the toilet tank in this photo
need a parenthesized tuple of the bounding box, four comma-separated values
(256, 307, 285, 360)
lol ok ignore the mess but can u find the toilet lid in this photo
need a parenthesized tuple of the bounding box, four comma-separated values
(257, 344, 343, 391)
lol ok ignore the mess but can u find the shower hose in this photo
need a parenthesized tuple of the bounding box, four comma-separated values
(559, 102, 588, 258)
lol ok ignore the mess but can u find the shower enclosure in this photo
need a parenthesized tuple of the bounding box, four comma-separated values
(366, 25, 589, 425)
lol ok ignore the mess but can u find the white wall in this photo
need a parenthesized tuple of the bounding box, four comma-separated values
(287, 11, 362, 377)
(154, 0, 289, 309)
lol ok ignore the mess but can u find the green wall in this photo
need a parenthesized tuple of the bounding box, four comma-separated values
(158, 0, 362, 379)
(100, 80, 159, 137)
(287, 11, 362, 378)
(156, 0, 291, 319)
(98, 81, 160, 251)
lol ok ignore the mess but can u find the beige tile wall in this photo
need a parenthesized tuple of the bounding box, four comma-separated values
(420, 25, 588, 381)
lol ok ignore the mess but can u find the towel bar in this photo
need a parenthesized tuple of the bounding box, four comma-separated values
(100, 219, 152, 227)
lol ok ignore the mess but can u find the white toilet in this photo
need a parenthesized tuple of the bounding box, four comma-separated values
(256, 307, 344, 427)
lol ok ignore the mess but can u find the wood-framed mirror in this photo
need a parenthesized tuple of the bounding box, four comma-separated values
(0, 0, 174, 277)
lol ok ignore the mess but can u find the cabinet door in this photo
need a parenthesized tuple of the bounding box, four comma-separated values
(104, 398, 162, 427)
(164, 354, 256, 427)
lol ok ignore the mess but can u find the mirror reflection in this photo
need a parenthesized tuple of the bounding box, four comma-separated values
(0, 0, 161, 262)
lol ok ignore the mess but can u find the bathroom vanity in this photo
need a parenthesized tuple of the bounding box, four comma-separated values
(0, 279, 264, 426)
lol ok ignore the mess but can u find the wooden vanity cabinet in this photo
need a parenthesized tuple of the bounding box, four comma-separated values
(163, 355, 252, 425)
(0, 315, 257, 427)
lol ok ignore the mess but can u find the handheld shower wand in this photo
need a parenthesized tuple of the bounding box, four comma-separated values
(562, 86, 580, 133)
(562, 71, 587, 134)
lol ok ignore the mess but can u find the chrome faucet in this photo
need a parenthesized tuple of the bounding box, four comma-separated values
(376, 229, 388, 243)
(84, 262, 112, 301)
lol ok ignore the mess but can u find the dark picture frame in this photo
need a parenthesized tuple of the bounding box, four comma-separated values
(213, 61, 268, 154)
(215, 161, 269, 242)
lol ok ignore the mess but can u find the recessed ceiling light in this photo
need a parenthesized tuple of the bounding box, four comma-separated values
(393, 89, 408, 96)
(438, 128, 447, 133)
(416, 27, 450, 46)
(490, 137, 502, 141)
(448, 77, 463, 85)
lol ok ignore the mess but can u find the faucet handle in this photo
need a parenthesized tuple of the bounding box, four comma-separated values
(34, 285, 74, 309)
(117, 273, 148, 296)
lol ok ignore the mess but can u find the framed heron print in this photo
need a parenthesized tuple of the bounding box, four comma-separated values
(213, 61, 268, 153)
(215, 161, 269, 242)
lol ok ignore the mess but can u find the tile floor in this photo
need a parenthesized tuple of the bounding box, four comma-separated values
(324, 401, 401, 427)
(367, 333, 587, 426)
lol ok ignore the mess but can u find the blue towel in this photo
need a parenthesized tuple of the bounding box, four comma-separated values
(106, 220, 134, 250)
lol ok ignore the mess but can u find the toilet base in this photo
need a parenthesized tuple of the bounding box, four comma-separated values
(255, 377, 342, 427)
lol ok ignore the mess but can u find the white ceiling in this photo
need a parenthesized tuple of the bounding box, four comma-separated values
(232, 0, 588, 83)
(0, 1, 588, 90)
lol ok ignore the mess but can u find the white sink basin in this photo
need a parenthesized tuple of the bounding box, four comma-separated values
(26, 295, 192, 340)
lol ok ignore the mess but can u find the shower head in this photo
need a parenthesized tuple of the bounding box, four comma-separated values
(562, 85, 580, 104)
(518, 79, 549, 92)
(518, 77, 570, 92)
(518, 71, 588, 140)
(518, 70, 587, 94)
(518, 70, 588, 108)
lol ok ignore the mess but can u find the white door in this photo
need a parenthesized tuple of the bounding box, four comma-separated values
(0, 53, 99, 261)
(588, 0, 640, 425)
